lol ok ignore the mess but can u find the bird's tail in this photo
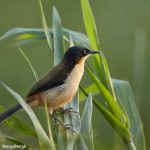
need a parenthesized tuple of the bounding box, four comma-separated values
(0, 104, 22, 123)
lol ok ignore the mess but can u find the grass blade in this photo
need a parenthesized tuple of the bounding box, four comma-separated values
(100, 53, 116, 98)
(93, 99, 131, 143)
(80, 0, 117, 100)
(0, 28, 44, 41)
(0, 105, 36, 137)
(17, 45, 39, 81)
(69, 34, 74, 47)
(4, 135, 34, 150)
(65, 96, 81, 150)
(0, 27, 90, 48)
(81, 94, 94, 150)
(63, 28, 90, 47)
(81, 0, 107, 86)
(76, 135, 88, 150)
(86, 66, 126, 125)
(38, 0, 52, 49)
(79, 84, 98, 101)
(113, 80, 146, 150)
(44, 102, 56, 149)
(80, 0, 99, 49)
(52, 7, 64, 65)
(80, 86, 132, 144)
(0, 81, 55, 150)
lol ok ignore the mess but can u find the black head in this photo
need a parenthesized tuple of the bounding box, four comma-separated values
(63, 46, 99, 65)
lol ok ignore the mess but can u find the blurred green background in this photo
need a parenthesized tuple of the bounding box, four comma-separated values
(0, 0, 150, 149)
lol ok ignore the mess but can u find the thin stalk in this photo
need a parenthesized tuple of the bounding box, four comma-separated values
(17, 45, 39, 81)
(125, 140, 137, 150)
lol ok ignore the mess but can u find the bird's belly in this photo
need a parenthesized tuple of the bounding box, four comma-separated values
(41, 84, 76, 110)
(41, 64, 84, 111)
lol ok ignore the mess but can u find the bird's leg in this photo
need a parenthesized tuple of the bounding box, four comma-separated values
(50, 113, 76, 133)
(50, 114, 64, 125)
(55, 107, 79, 114)
(50, 113, 75, 127)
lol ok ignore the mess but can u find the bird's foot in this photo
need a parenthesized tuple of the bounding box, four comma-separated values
(50, 114, 64, 124)
(55, 108, 79, 114)
(63, 123, 76, 134)
(50, 114, 76, 134)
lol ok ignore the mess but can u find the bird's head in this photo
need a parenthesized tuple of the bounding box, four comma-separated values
(63, 46, 99, 65)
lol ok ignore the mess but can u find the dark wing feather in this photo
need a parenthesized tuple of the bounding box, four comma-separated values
(27, 63, 69, 97)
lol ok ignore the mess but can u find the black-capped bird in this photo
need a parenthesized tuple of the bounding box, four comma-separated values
(0, 46, 99, 123)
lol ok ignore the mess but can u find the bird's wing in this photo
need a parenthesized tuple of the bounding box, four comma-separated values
(27, 63, 69, 97)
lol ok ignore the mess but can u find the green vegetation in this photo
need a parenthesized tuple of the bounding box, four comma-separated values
(0, 0, 146, 149)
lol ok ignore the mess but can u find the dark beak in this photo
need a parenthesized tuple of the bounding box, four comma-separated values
(89, 50, 100, 54)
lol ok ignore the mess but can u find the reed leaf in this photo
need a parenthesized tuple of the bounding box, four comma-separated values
(4, 135, 34, 150)
(0, 81, 54, 150)
(38, 0, 52, 49)
(80, 93, 94, 150)
(86, 66, 126, 125)
(52, 7, 64, 65)
(17, 45, 39, 81)
(0, 27, 89, 48)
(0, 105, 36, 137)
(113, 80, 146, 150)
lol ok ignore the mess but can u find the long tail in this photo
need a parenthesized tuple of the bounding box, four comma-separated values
(0, 104, 22, 123)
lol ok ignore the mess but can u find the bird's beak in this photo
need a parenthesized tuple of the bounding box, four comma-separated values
(89, 50, 100, 54)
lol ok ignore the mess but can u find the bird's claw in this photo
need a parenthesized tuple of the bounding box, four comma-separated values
(63, 125, 76, 134)
(50, 114, 76, 133)
(55, 108, 79, 114)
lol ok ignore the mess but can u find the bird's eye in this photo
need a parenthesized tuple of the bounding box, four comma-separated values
(83, 49, 87, 55)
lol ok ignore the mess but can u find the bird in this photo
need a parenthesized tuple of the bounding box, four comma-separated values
(0, 46, 99, 123)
